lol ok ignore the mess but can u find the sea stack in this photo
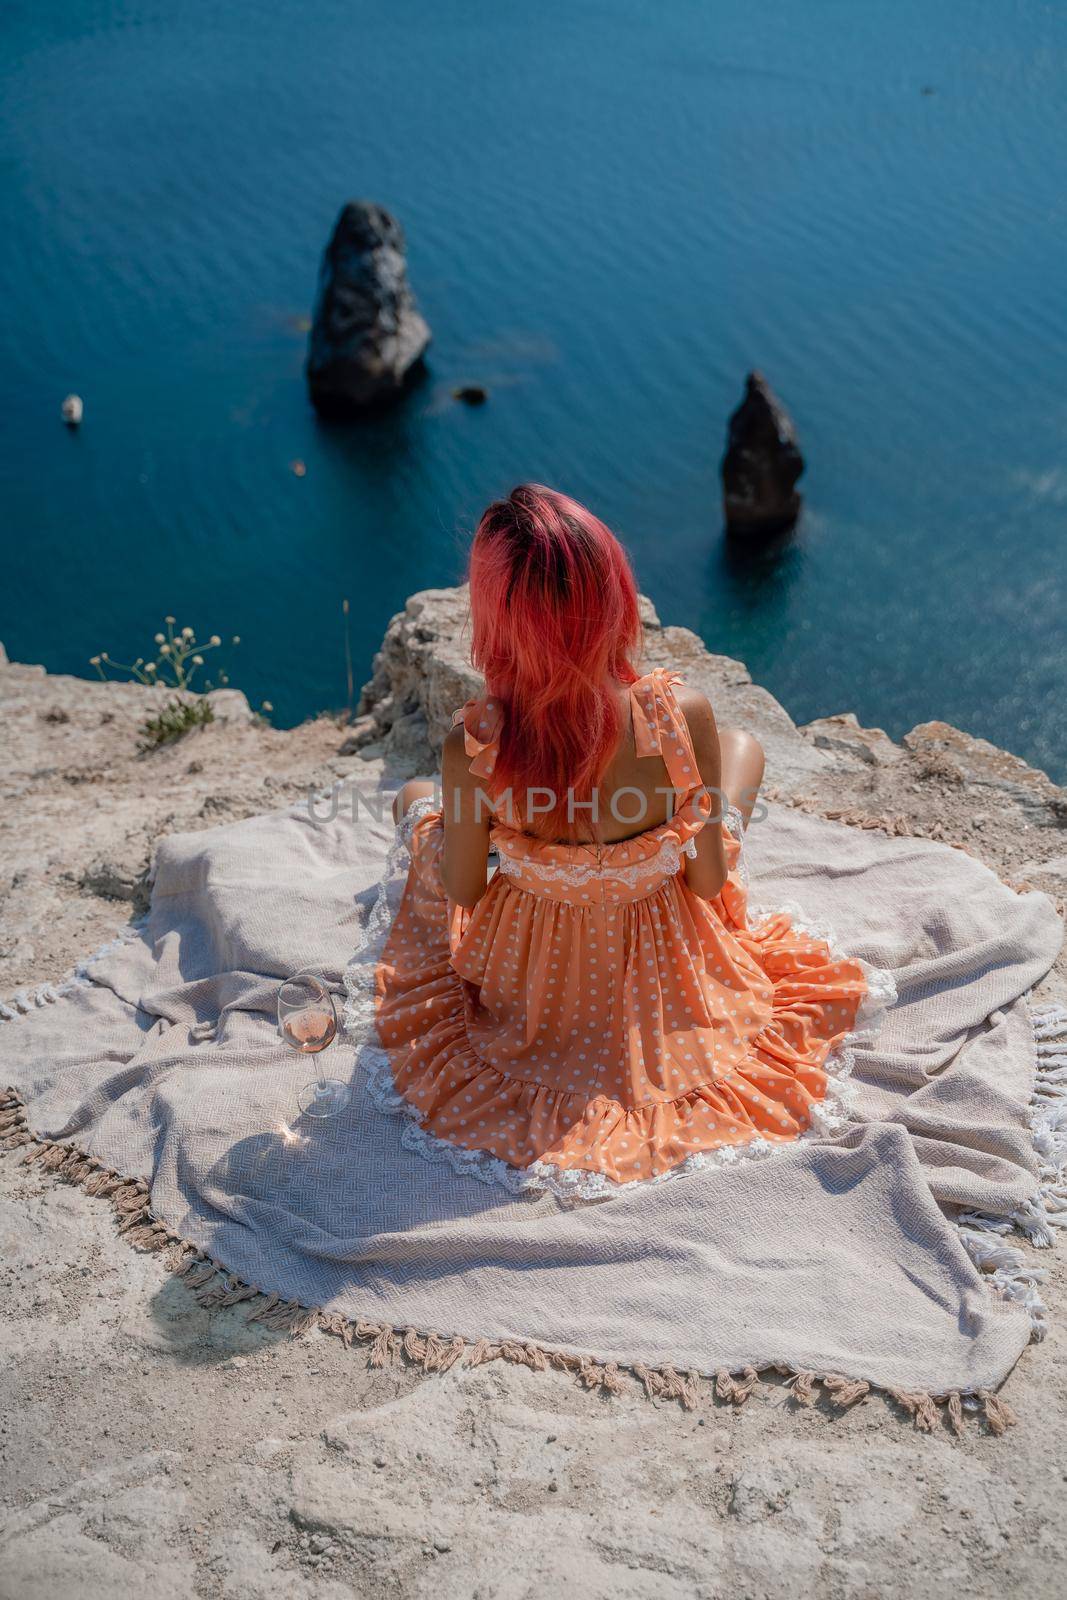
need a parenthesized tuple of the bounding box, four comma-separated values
(306, 202, 431, 413)
(721, 372, 804, 535)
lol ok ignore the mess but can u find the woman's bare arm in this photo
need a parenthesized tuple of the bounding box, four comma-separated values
(440, 723, 492, 908)
(677, 685, 729, 901)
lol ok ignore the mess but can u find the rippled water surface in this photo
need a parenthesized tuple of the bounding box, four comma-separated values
(1, 2, 1065, 776)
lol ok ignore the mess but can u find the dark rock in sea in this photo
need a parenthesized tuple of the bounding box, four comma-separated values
(721, 372, 804, 535)
(452, 385, 488, 405)
(306, 202, 431, 413)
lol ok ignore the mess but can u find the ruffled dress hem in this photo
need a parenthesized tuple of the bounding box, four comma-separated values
(343, 796, 897, 1203)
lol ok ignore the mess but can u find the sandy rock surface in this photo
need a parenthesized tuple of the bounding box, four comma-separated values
(2, 594, 1065, 1598)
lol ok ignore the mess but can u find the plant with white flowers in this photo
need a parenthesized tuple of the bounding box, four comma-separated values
(90, 616, 239, 693)
(89, 617, 274, 748)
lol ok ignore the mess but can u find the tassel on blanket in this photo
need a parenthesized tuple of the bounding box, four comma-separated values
(497, 1340, 531, 1368)
(0, 982, 68, 1019)
(0, 1093, 24, 1135)
(653, 1366, 701, 1409)
(548, 1350, 581, 1376)
(632, 1363, 662, 1401)
(0, 1085, 1032, 1436)
(439, 1336, 467, 1372)
(402, 1326, 427, 1366)
(262, 1300, 297, 1332)
(417, 1332, 465, 1373)
(401, 1325, 465, 1369)
(949, 1002, 1067, 1342)
(183, 1263, 219, 1292)
(219, 1282, 262, 1310)
(600, 1361, 625, 1396)
(889, 1388, 1008, 1436)
(978, 1389, 1017, 1437)
(274, 1301, 308, 1334)
(288, 1309, 322, 1339)
(957, 1220, 1049, 1339)
(821, 1374, 870, 1410)
(246, 1291, 281, 1325)
(0, 927, 147, 1024)
(365, 1324, 401, 1368)
(520, 1343, 550, 1372)
(125, 1222, 169, 1251)
(892, 1391, 941, 1433)
(457, 1338, 701, 1408)
(5, 1108, 185, 1262)
(785, 1370, 819, 1408)
(0, 1089, 30, 1144)
(716, 1366, 760, 1406)
(198, 1277, 261, 1311)
(323, 1313, 354, 1347)
(681, 1370, 703, 1409)
(0, 1094, 31, 1147)
(162, 1241, 196, 1273)
(1018, 1004, 1067, 1247)
(575, 1356, 619, 1394)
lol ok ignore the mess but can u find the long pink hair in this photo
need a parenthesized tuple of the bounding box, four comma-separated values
(468, 484, 642, 836)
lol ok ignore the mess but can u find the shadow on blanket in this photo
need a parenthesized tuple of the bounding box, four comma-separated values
(1, 792, 1063, 1436)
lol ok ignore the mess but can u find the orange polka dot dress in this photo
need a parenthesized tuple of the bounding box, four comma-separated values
(373, 670, 888, 1198)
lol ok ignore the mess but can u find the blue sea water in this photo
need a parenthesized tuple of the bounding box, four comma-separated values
(1, 1, 1065, 777)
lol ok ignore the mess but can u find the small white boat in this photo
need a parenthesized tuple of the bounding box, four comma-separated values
(61, 394, 83, 426)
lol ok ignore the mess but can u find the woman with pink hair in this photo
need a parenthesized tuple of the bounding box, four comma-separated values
(377, 485, 874, 1196)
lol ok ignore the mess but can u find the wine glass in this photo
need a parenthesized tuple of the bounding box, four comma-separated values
(277, 971, 349, 1119)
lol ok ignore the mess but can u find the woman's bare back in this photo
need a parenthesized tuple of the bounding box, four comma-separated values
(594, 681, 716, 842)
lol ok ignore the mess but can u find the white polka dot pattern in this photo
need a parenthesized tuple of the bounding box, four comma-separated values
(377, 671, 870, 1186)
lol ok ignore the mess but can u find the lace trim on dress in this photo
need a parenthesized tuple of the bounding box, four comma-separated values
(497, 837, 695, 891)
(495, 799, 740, 894)
(723, 803, 749, 886)
(745, 897, 898, 1046)
(342, 794, 897, 1204)
(396, 793, 438, 852)
(343, 794, 545, 1197)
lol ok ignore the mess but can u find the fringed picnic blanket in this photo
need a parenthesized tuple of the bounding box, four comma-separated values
(1, 789, 1063, 1432)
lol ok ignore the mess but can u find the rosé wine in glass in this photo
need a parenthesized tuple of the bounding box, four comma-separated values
(277, 972, 348, 1118)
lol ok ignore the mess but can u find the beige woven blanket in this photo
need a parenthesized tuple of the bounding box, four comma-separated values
(2, 791, 1063, 1426)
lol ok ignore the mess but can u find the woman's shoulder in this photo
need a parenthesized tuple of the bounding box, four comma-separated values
(631, 668, 715, 725)
(443, 718, 470, 756)
(672, 679, 716, 724)
(642, 674, 720, 772)
(671, 682, 719, 765)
